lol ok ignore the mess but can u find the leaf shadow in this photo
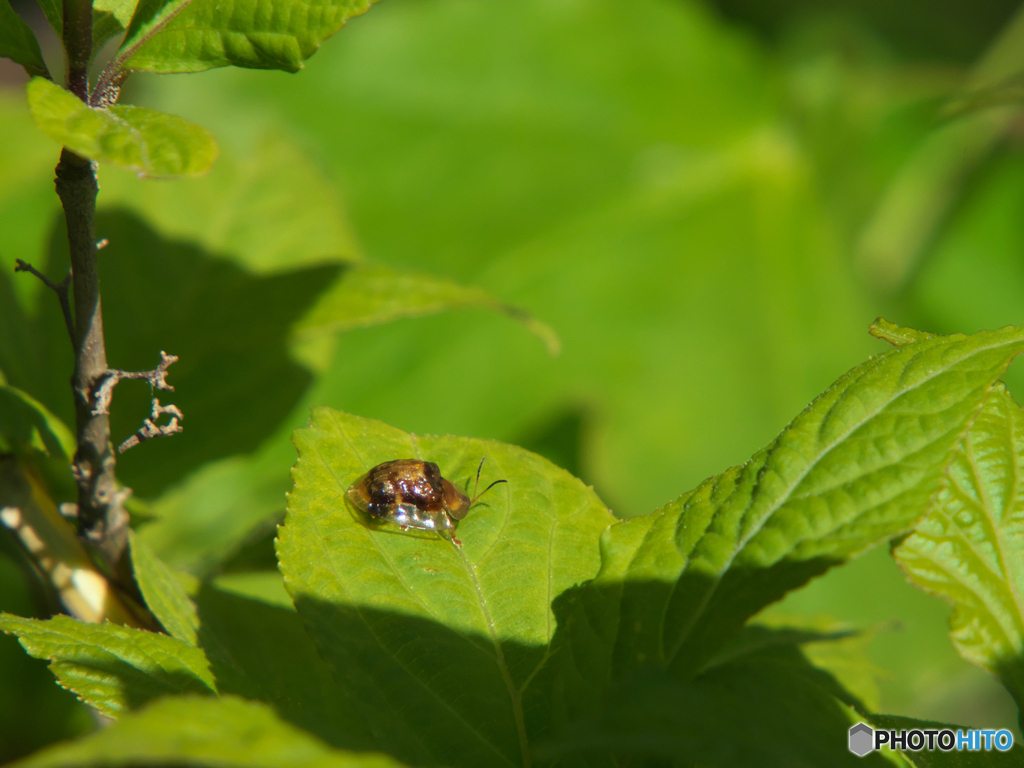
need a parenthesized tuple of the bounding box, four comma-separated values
(188, 564, 873, 768)
(37, 210, 343, 498)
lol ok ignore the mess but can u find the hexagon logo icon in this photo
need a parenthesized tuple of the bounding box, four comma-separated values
(849, 722, 874, 756)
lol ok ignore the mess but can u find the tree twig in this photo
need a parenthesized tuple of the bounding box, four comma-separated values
(14, 259, 74, 345)
(118, 398, 183, 454)
(93, 350, 178, 416)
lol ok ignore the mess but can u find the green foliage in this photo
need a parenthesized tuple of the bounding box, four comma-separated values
(0, 613, 215, 717)
(128, 530, 199, 645)
(278, 408, 613, 767)
(0, 384, 73, 463)
(536, 641, 885, 767)
(296, 263, 561, 355)
(122, 0, 381, 73)
(33, 0, 62, 36)
(0, 0, 49, 78)
(26, 77, 218, 178)
(894, 386, 1024, 714)
(13, 694, 410, 768)
(557, 325, 1024, 697)
(91, 0, 141, 58)
(5, 0, 1024, 764)
(97, 134, 361, 273)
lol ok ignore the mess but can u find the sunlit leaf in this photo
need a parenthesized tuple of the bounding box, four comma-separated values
(121, 0, 381, 74)
(296, 263, 560, 355)
(26, 77, 217, 178)
(92, 0, 140, 57)
(552, 324, 1024, 726)
(277, 408, 613, 768)
(128, 530, 198, 646)
(0, 613, 215, 717)
(97, 134, 360, 273)
(870, 318, 939, 347)
(0, 0, 49, 78)
(14, 694, 410, 768)
(894, 386, 1024, 712)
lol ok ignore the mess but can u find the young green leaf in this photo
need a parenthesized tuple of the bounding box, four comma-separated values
(0, 613, 215, 717)
(119, 0, 380, 74)
(26, 77, 217, 178)
(277, 408, 613, 768)
(33, 0, 61, 35)
(0, 0, 49, 79)
(128, 530, 199, 646)
(894, 386, 1024, 712)
(14, 694, 410, 768)
(92, 0, 141, 58)
(556, 324, 1024, 712)
(295, 263, 560, 355)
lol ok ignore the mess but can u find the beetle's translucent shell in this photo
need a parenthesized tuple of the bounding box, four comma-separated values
(346, 459, 470, 536)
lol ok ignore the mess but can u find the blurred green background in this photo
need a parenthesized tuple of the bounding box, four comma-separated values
(2, 0, 1024, 761)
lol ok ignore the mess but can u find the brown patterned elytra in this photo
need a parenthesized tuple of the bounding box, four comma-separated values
(346, 458, 506, 546)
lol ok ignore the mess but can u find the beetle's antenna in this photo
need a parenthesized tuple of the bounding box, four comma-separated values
(470, 457, 507, 505)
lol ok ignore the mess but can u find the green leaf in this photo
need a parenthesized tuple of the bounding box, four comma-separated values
(726, 616, 889, 713)
(121, 0, 381, 74)
(128, 530, 199, 646)
(870, 318, 940, 347)
(33, 0, 61, 36)
(893, 386, 1024, 712)
(26, 77, 217, 178)
(92, 0, 140, 57)
(14, 694, 410, 768)
(296, 263, 560, 355)
(0, 1, 49, 78)
(192, 580, 382, 751)
(97, 134, 361, 274)
(0, 613, 216, 717)
(0, 384, 73, 462)
(84, 210, 337, 498)
(538, 642, 888, 768)
(277, 408, 613, 768)
(555, 323, 1024, 713)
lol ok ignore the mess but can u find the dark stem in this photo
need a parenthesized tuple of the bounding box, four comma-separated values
(56, 147, 128, 571)
(62, 0, 91, 100)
